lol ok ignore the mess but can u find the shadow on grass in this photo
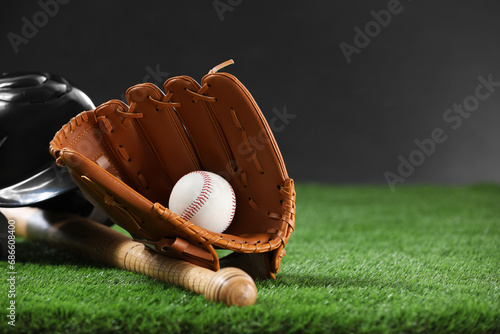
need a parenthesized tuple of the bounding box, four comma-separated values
(271, 272, 402, 291)
(14, 239, 108, 269)
(271, 272, 453, 296)
(274, 273, 356, 288)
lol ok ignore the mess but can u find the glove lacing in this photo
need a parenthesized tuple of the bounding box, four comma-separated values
(150, 59, 235, 107)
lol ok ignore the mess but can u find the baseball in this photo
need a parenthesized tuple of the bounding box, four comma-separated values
(169, 171, 236, 234)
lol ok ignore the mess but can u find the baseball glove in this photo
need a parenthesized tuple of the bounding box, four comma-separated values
(49, 60, 295, 279)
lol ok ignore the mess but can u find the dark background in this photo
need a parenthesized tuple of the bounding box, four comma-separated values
(1, 0, 499, 187)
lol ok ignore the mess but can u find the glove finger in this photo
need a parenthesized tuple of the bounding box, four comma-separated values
(124, 83, 201, 201)
(91, 99, 177, 205)
(202, 73, 288, 180)
(164, 76, 237, 176)
(201, 72, 289, 235)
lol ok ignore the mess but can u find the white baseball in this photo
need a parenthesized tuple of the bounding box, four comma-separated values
(168, 171, 236, 234)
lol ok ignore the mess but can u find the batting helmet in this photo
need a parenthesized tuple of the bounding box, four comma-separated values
(0, 71, 95, 207)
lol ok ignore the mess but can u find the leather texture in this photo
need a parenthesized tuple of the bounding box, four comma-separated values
(49, 61, 295, 278)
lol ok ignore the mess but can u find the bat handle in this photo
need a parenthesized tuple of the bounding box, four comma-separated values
(206, 267, 257, 307)
(3, 207, 258, 307)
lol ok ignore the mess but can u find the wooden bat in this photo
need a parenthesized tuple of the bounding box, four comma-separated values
(1, 207, 257, 307)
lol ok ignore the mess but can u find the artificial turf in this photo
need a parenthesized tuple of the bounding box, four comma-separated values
(1, 183, 499, 333)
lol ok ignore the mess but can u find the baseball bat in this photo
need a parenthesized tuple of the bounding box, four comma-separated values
(1, 207, 257, 307)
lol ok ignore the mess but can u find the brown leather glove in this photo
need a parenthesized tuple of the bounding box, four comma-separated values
(49, 60, 295, 279)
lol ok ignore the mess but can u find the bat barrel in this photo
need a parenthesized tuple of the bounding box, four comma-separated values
(2, 207, 257, 307)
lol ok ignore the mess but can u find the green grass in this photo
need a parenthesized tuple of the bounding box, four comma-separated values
(1, 183, 499, 333)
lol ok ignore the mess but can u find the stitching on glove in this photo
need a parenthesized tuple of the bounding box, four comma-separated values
(240, 171, 248, 187)
(148, 92, 181, 108)
(115, 105, 141, 128)
(280, 179, 296, 231)
(118, 145, 130, 162)
(67, 125, 95, 150)
(111, 201, 145, 232)
(63, 112, 89, 138)
(267, 212, 281, 220)
(137, 172, 149, 189)
(248, 197, 258, 210)
(230, 108, 264, 173)
(201, 234, 221, 246)
(117, 103, 143, 119)
(95, 149, 123, 181)
(97, 116, 113, 133)
(185, 84, 216, 103)
(81, 175, 149, 236)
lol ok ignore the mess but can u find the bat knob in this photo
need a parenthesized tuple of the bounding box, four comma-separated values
(205, 267, 257, 307)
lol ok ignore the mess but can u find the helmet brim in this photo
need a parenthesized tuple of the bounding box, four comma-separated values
(0, 164, 76, 207)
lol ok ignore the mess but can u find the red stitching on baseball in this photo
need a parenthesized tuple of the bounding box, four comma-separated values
(228, 183, 236, 224)
(181, 171, 214, 222)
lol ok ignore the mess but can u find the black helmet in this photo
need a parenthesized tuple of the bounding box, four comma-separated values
(0, 71, 95, 207)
